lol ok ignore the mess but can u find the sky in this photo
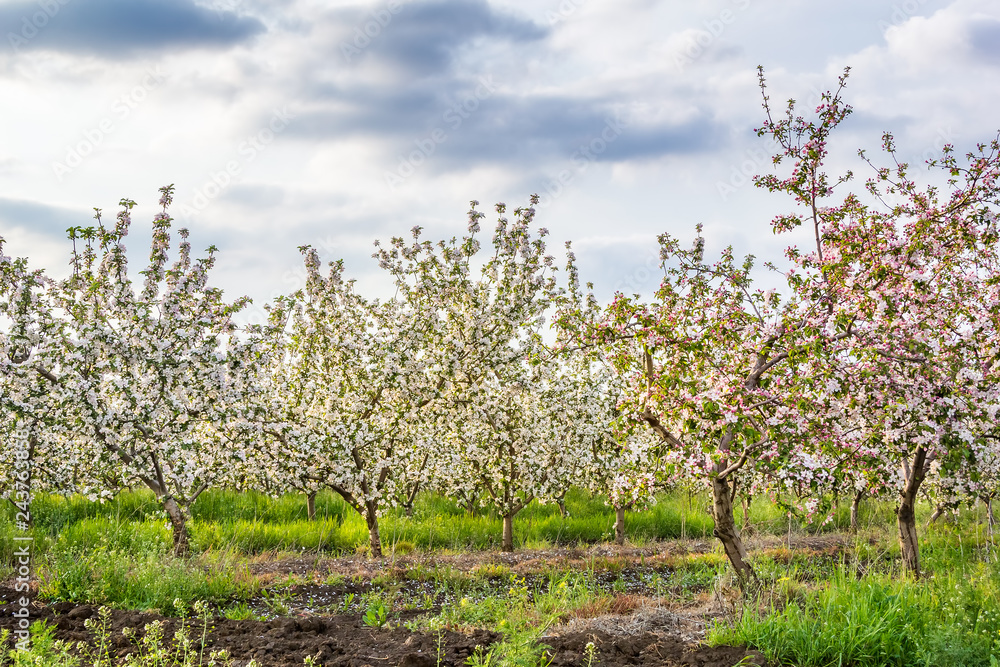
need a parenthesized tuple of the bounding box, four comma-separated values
(1, 0, 998, 327)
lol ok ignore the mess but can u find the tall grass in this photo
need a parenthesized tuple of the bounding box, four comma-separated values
(711, 523, 1000, 667)
(6, 485, 991, 564)
(189, 488, 350, 524)
(192, 517, 358, 553)
(37, 543, 258, 616)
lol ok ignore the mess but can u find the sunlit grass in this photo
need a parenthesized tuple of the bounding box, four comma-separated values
(36, 543, 258, 616)
(6, 486, 991, 563)
(710, 524, 1000, 667)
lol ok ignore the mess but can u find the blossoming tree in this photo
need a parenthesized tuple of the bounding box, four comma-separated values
(373, 198, 608, 552)
(754, 67, 1000, 576)
(0, 238, 72, 517)
(36, 186, 262, 555)
(257, 244, 448, 558)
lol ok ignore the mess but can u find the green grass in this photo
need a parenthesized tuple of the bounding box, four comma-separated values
(5, 486, 987, 564)
(710, 524, 1000, 667)
(189, 488, 350, 524)
(378, 487, 716, 550)
(192, 517, 357, 553)
(36, 543, 258, 615)
(406, 569, 605, 667)
(4, 485, 1000, 667)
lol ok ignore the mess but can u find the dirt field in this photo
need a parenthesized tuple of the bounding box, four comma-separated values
(0, 598, 768, 667)
(0, 539, 842, 665)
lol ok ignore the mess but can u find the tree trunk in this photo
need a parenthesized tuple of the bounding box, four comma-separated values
(404, 479, 421, 519)
(163, 496, 190, 557)
(928, 504, 945, 525)
(711, 475, 756, 589)
(982, 495, 997, 527)
(557, 497, 568, 518)
(306, 491, 317, 522)
(502, 513, 514, 552)
(614, 506, 626, 545)
(897, 447, 928, 577)
(741, 494, 753, 536)
(458, 490, 479, 516)
(850, 489, 863, 534)
(365, 504, 383, 559)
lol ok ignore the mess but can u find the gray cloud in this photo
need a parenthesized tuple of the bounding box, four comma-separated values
(0, 197, 84, 238)
(2, 0, 265, 57)
(969, 16, 1000, 63)
(335, 0, 546, 75)
(220, 183, 287, 210)
(277, 2, 720, 174)
(287, 86, 722, 171)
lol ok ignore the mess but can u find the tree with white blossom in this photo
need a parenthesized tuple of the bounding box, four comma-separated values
(257, 243, 449, 558)
(555, 281, 668, 546)
(373, 198, 608, 552)
(0, 240, 75, 518)
(31, 186, 262, 555)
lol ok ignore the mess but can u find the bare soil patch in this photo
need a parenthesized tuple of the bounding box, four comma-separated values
(0, 588, 772, 666)
(0, 536, 847, 665)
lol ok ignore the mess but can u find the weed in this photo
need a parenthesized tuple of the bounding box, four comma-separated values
(471, 562, 512, 580)
(222, 602, 263, 621)
(260, 587, 292, 616)
(0, 622, 80, 667)
(362, 596, 389, 628)
(466, 645, 495, 666)
(436, 628, 445, 666)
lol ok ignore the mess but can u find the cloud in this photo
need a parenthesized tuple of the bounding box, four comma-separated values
(968, 15, 1000, 63)
(336, 0, 547, 75)
(220, 183, 287, 210)
(288, 85, 722, 173)
(1, 0, 265, 58)
(0, 197, 83, 237)
(804, 0, 1000, 162)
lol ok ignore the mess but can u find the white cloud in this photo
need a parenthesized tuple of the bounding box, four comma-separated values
(0, 0, 996, 309)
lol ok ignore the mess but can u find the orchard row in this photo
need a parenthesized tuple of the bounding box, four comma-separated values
(3, 70, 999, 586)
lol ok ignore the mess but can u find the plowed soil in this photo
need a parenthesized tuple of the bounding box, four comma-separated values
(0, 590, 769, 666)
(0, 537, 831, 665)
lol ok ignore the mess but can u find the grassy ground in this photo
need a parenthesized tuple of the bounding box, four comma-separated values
(2, 484, 905, 561)
(709, 524, 1000, 666)
(3, 486, 719, 558)
(1, 488, 998, 666)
